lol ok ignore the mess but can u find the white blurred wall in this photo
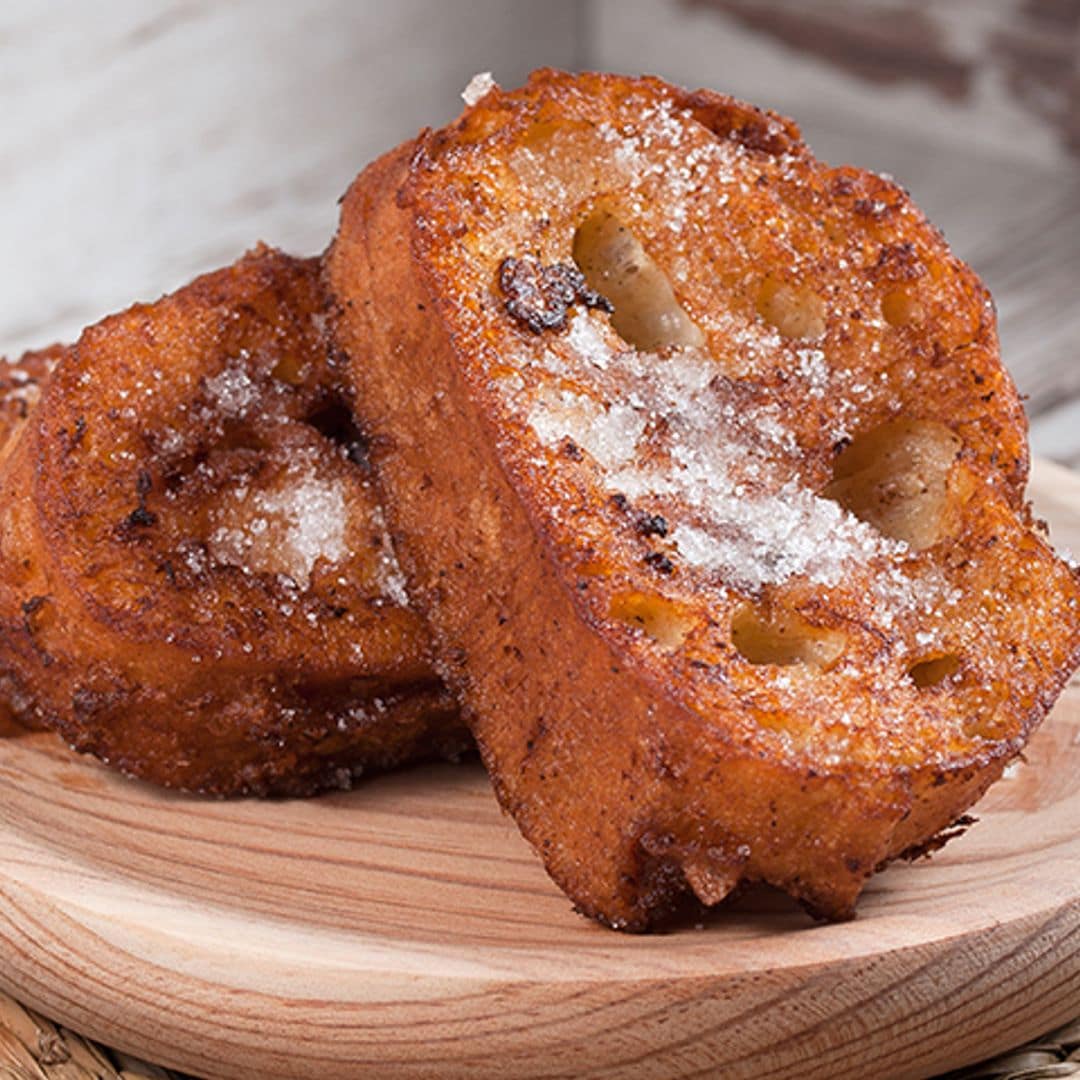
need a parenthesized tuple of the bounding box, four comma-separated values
(2, 0, 1077, 463)
(0, 0, 579, 355)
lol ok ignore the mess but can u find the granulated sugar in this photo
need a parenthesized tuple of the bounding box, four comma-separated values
(525, 312, 906, 597)
(366, 502, 411, 607)
(209, 459, 347, 586)
(203, 357, 260, 418)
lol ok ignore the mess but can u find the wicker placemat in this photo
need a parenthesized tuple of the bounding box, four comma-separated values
(0, 992, 187, 1079)
(0, 990, 1076, 1080)
(939, 1016, 1080, 1080)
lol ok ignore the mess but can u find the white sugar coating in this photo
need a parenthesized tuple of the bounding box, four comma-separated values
(498, 96, 860, 446)
(209, 463, 347, 587)
(376, 549, 410, 607)
(0, 358, 49, 418)
(2, 350, 59, 386)
(462, 71, 496, 107)
(525, 312, 908, 596)
(203, 359, 259, 418)
(667, 484, 895, 593)
(206, 457, 410, 604)
(794, 349, 830, 398)
(4, 382, 40, 409)
(568, 312, 613, 370)
(157, 426, 184, 455)
(253, 471, 347, 584)
(367, 502, 411, 606)
(527, 385, 647, 472)
(589, 404, 648, 471)
(528, 387, 601, 451)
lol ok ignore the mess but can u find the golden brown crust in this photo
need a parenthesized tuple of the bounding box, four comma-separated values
(0, 248, 468, 795)
(329, 70, 1080, 928)
(0, 345, 62, 469)
(0, 345, 64, 734)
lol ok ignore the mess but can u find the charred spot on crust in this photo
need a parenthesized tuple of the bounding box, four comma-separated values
(637, 513, 668, 538)
(873, 242, 924, 282)
(499, 255, 613, 334)
(644, 551, 675, 575)
(124, 506, 158, 528)
(20, 595, 47, 619)
(122, 469, 158, 529)
(20, 595, 52, 666)
(830, 173, 857, 197)
(60, 416, 87, 454)
(897, 815, 977, 861)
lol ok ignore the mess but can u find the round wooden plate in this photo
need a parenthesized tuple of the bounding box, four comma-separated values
(1, 460, 1078, 1080)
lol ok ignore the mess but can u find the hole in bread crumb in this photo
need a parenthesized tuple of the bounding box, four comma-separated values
(824, 419, 961, 549)
(881, 289, 924, 328)
(731, 605, 845, 669)
(609, 591, 696, 650)
(908, 654, 960, 688)
(756, 276, 826, 340)
(573, 208, 704, 351)
(307, 402, 370, 468)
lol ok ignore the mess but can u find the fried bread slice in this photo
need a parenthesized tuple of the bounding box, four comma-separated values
(0, 345, 65, 733)
(329, 70, 1080, 928)
(0, 248, 467, 795)
(0, 345, 62, 468)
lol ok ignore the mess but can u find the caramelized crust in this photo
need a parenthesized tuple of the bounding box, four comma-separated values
(0, 248, 467, 795)
(329, 70, 1080, 927)
(0, 346, 64, 733)
(0, 345, 62, 469)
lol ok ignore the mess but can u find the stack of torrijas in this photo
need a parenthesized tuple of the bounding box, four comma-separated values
(1, 70, 1077, 929)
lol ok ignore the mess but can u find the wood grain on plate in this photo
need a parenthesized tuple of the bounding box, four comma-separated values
(0, 459, 1077, 1080)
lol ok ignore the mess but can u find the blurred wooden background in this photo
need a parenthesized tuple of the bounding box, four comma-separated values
(1, 0, 1077, 466)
